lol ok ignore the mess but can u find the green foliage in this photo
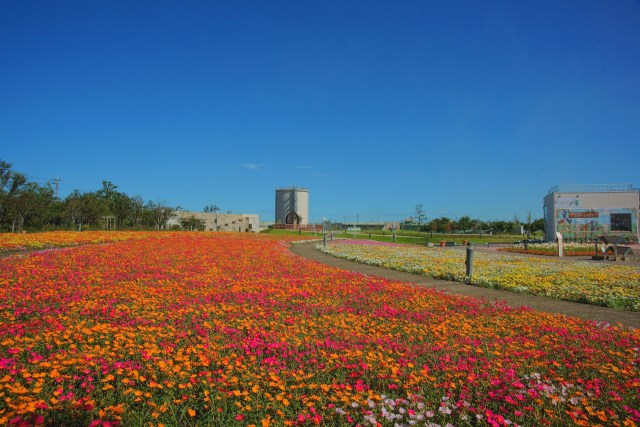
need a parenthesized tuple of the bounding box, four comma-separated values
(0, 159, 180, 232)
(145, 201, 178, 230)
(180, 215, 206, 231)
(203, 204, 220, 214)
(532, 218, 545, 233)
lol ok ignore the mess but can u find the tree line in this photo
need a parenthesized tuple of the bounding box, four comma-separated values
(410, 204, 544, 236)
(1, 160, 545, 235)
(0, 160, 180, 232)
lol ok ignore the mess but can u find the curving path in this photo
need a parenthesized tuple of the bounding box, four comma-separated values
(290, 242, 640, 329)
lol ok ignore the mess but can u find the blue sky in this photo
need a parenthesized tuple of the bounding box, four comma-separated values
(1, 1, 639, 224)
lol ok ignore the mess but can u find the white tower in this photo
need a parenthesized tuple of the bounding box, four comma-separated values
(275, 187, 309, 225)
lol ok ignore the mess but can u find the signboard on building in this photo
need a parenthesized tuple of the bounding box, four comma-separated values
(568, 211, 599, 218)
(556, 208, 636, 239)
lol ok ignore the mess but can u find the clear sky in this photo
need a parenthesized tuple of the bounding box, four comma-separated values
(2, 1, 639, 224)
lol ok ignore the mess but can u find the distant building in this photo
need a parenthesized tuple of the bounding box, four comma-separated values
(167, 211, 260, 233)
(543, 184, 639, 242)
(275, 187, 309, 225)
(333, 221, 400, 231)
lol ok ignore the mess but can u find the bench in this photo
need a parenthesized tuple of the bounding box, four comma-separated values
(604, 245, 635, 261)
(599, 235, 636, 261)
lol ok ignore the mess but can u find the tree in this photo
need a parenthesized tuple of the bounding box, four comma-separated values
(180, 215, 206, 231)
(6, 182, 38, 232)
(0, 160, 13, 192)
(531, 218, 545, 235)
(413, 204, 427, 232)
(0, 161, 60, 231)
(457, 216, 473, 234)
(127, 195, 145, 229)
(203, 204, 220, 214)
(79, 193, 105, 229)
(427, 217, 452, 234)
(428, 219, 437, 237)
(0, 161, 26, 196)
(97, 181, 130, 228)
(471, 219, 485, 234)
(22, 182, 57, 230)
(63, 190, 82, 229)
(0, 162, 28, 230)
(491, 220, 510, 235)
(96, 180, 118, 201)
(146, 201, 177, 230)
(63, 190, 104, 230)
(444, 220, 452, 234)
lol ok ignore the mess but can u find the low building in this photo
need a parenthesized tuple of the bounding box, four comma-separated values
(543, 184, 639, 242)
(168, 211, 260, 233)
(332, 222, 400, 231)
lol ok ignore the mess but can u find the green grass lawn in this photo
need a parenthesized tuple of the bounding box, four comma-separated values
(260, 228, 531, 245)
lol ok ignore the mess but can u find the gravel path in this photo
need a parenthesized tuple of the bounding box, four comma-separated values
(290, 242, 640, 329)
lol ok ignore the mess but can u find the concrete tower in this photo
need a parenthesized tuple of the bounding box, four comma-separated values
(275, 187, 309, 225)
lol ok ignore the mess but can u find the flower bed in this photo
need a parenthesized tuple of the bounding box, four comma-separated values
(0, 234, 639, 426)
(499, 242, 596, 257)
(320, 242, 640, 311)
(0, 231, 162, 252)
(0, 230, 308, 253)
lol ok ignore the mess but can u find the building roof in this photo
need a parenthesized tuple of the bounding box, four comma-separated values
(547, 184, 637, 194)
(276, 187, 309, 192)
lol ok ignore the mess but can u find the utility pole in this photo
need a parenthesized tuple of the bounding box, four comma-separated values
(52, 177, 63, 198)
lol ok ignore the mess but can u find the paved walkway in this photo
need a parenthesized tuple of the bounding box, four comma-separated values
(290, 242, 640, 329)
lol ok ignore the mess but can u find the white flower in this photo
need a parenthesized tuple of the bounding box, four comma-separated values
(364, 415, 377, 426)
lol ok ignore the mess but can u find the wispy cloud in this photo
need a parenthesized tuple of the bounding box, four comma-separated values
(241, 163, 265, 170)
(310, 171, 329, 178)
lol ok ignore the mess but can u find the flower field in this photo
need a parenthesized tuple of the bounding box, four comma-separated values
(498, 243, 597, 257)
(1, 234, 639, 426)
(320, 241, 640, 311)
(0, 231, 166, 253)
